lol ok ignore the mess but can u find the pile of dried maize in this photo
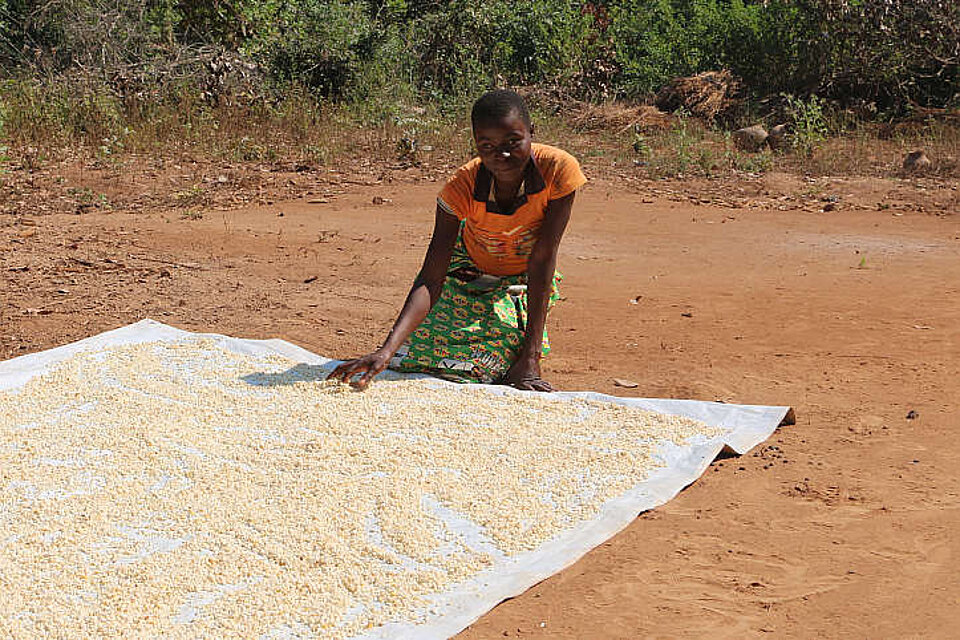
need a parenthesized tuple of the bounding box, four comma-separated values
(0, 339, 718, 638)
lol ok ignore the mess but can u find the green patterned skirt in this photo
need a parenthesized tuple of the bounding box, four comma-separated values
(388, 234, 561, 384)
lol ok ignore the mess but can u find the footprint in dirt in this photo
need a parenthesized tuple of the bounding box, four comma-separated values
(656, 546, 845, 637)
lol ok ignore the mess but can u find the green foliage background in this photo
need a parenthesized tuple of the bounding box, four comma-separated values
(0, 0, 956, 123)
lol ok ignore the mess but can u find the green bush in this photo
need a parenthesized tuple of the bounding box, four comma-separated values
(0, 0, 956, 140)
(406, 1, 595, 99)
(783, 93, 827, 157)
(244, 0, 375, 97)
(609, 0, 766, 98)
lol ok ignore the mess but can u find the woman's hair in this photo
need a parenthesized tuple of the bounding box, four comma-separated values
(471, 90, 531, 130)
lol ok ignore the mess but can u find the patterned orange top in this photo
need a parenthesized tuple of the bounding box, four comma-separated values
(437, 143, 587, 276)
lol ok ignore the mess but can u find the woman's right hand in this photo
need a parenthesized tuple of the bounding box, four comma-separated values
(327, 348, 393, 390)
(328, 207, 458, 392)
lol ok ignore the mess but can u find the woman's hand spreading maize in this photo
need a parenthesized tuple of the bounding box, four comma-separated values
(328, 347, 393, 390)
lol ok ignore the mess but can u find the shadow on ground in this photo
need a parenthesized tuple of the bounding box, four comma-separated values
(240, 362, 337, 387)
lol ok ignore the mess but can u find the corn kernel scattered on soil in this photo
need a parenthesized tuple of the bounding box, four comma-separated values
(0, 339, 720, 638)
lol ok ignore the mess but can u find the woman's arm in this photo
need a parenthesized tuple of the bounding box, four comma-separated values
(328, 205, 460, 389)
(500, 190, 576, 391)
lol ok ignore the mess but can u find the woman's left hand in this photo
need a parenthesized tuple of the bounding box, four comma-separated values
(498, 356, 554, 392)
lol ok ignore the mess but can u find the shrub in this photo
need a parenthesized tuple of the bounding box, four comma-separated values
(244, 0, 375, 97)
(783, 93, 827, 157)
(0, 0, 956, 146)
(609, 0, 766, 98)
(408, 0, 596, 99)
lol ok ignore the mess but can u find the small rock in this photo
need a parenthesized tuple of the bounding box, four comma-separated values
(732, 125, 768, 152)
(372, 196, 392, 205)
(766, 124, 788, 150)
(308, 198, 329, 204)
(902, 150, 932, 173)
(613, 378, 639, 389)
(906, 410, 919, 420)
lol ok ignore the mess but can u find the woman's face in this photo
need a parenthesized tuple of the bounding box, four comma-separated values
(473, 112, 533, 183)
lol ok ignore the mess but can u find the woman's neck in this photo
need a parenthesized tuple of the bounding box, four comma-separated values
(493, 176, 522, 211)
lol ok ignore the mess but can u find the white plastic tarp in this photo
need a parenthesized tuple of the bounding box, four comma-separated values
(0, 320, 792, 639)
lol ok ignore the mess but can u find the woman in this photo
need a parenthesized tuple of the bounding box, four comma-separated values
(330, 90, 586, 391)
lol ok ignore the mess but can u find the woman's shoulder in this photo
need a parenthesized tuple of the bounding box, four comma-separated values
(450, 156, 483, 182)
(532, 142, 581, 166)
(438, 156, 483, 218)
(532, 143, 587, 198)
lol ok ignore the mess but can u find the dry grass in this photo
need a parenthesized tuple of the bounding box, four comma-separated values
(566, 102, 675, 133)
(562, 112, 960, 181)
(789, 121, 960, 177)
(0, 79, 470, 172)
(1, 78, 957, 202)
(654, 70, 741, 122)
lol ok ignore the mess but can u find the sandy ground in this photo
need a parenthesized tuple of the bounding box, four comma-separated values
(2, 168, 959, 638)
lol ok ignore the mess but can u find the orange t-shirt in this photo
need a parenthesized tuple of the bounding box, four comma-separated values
(437, 143, 587, 276)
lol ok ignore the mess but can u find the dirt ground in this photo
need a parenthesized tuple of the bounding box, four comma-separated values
(2, 162, 959, 638)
